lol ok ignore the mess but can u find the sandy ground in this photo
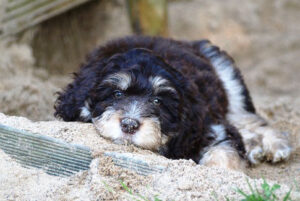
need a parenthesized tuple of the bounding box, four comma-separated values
(0, 113, 299, 201)
(0, 0, 300, 200)
(0, 43, 71, 121)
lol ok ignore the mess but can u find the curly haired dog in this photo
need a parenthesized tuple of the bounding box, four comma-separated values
(55, 36, 291, 170)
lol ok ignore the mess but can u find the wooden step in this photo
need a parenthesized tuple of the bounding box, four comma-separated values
(0, 0, 93, 38)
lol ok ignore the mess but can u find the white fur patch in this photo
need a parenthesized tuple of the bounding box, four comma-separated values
(80, 101, 91, 121)
(210, 124, 226, 142)
(103, 72, 132, 90)
(124, 100, 142, 119)
(132, 117, 162, 151)
(150, 76, 168, 87)
(210, 57, 245, 115)
(92, 107, 123, 140)
(149, 76, 176, 94)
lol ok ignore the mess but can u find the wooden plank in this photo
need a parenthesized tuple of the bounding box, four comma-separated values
(4, 0, 56, 22)
(7, 0, 36, 11)
(0, 124, 166, 177)
(0, 124, 93, 177)
(0, 0, 93, 38)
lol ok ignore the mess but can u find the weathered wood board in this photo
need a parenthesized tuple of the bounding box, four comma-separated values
(0, 124, 165, 177)
(0, 0, 94, 38)
(0, 124, 93, 177)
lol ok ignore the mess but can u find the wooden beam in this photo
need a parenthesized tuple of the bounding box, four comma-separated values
(126, 0, 168, 36)
(0, 0, 93, 38)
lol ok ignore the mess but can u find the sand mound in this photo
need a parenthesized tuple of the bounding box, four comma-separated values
(1, 113, 299, 201)
(0, 42, 70, 121)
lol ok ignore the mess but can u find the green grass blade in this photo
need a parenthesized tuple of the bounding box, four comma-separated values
(283, 189, 292, 201)
(236, 188, 249, 198)
(154, 196, 162, 201)
(246, 178, 256, 195)
(102, 181, 116, 194)
(120, 181, 133, 195)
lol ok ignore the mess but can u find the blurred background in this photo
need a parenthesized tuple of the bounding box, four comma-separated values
(0, 0, 299, 122)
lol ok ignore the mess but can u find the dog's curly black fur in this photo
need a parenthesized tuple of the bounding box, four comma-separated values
(55, 36, 257, 166)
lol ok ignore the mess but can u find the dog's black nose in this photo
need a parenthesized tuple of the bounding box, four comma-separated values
(121, 118, 140, 134)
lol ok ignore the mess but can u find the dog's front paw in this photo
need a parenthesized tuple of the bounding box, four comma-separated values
(257, 127, 292, 163)
(240, 129, 264, 164)
(247, 146, 264, 165)
(241, 127, 292, 165)
(271, 145, 292, 163)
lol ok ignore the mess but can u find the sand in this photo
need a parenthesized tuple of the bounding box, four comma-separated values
(1, 113, 299, 201)
(0, 149, 67, 201)
(0, 0, 300, 200)
(0, 42, 70, 121)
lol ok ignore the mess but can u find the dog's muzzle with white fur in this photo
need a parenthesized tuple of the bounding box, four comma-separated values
(92, 98, 165, 151)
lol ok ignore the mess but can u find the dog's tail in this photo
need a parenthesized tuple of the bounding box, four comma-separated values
(193, 40, 256, 114)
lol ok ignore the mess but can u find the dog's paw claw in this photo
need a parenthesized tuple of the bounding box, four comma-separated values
(262, 131, 292, 163)
(247, 146, 264, 165)
(245, 133, 292, 165)
(270, 146, 292, 163)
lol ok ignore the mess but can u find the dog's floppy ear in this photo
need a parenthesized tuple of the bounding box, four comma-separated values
(54, 41, 128, 122)
(54, 60, 103, 122)
(54, 36, 155, 121)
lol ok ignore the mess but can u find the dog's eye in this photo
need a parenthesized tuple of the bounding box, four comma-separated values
(114, 90, 123, 98)
(152, 98, 161, 105)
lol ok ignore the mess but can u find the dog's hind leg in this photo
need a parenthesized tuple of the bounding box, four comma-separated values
(194, 40, 292, 165)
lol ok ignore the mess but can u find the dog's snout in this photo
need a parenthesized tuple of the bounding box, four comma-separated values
(121, 117, 140, 134)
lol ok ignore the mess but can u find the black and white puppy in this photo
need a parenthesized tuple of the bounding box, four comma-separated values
(55, 36, 291, 170)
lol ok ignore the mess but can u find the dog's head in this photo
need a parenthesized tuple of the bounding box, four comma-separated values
(80, 48, 186, 151)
